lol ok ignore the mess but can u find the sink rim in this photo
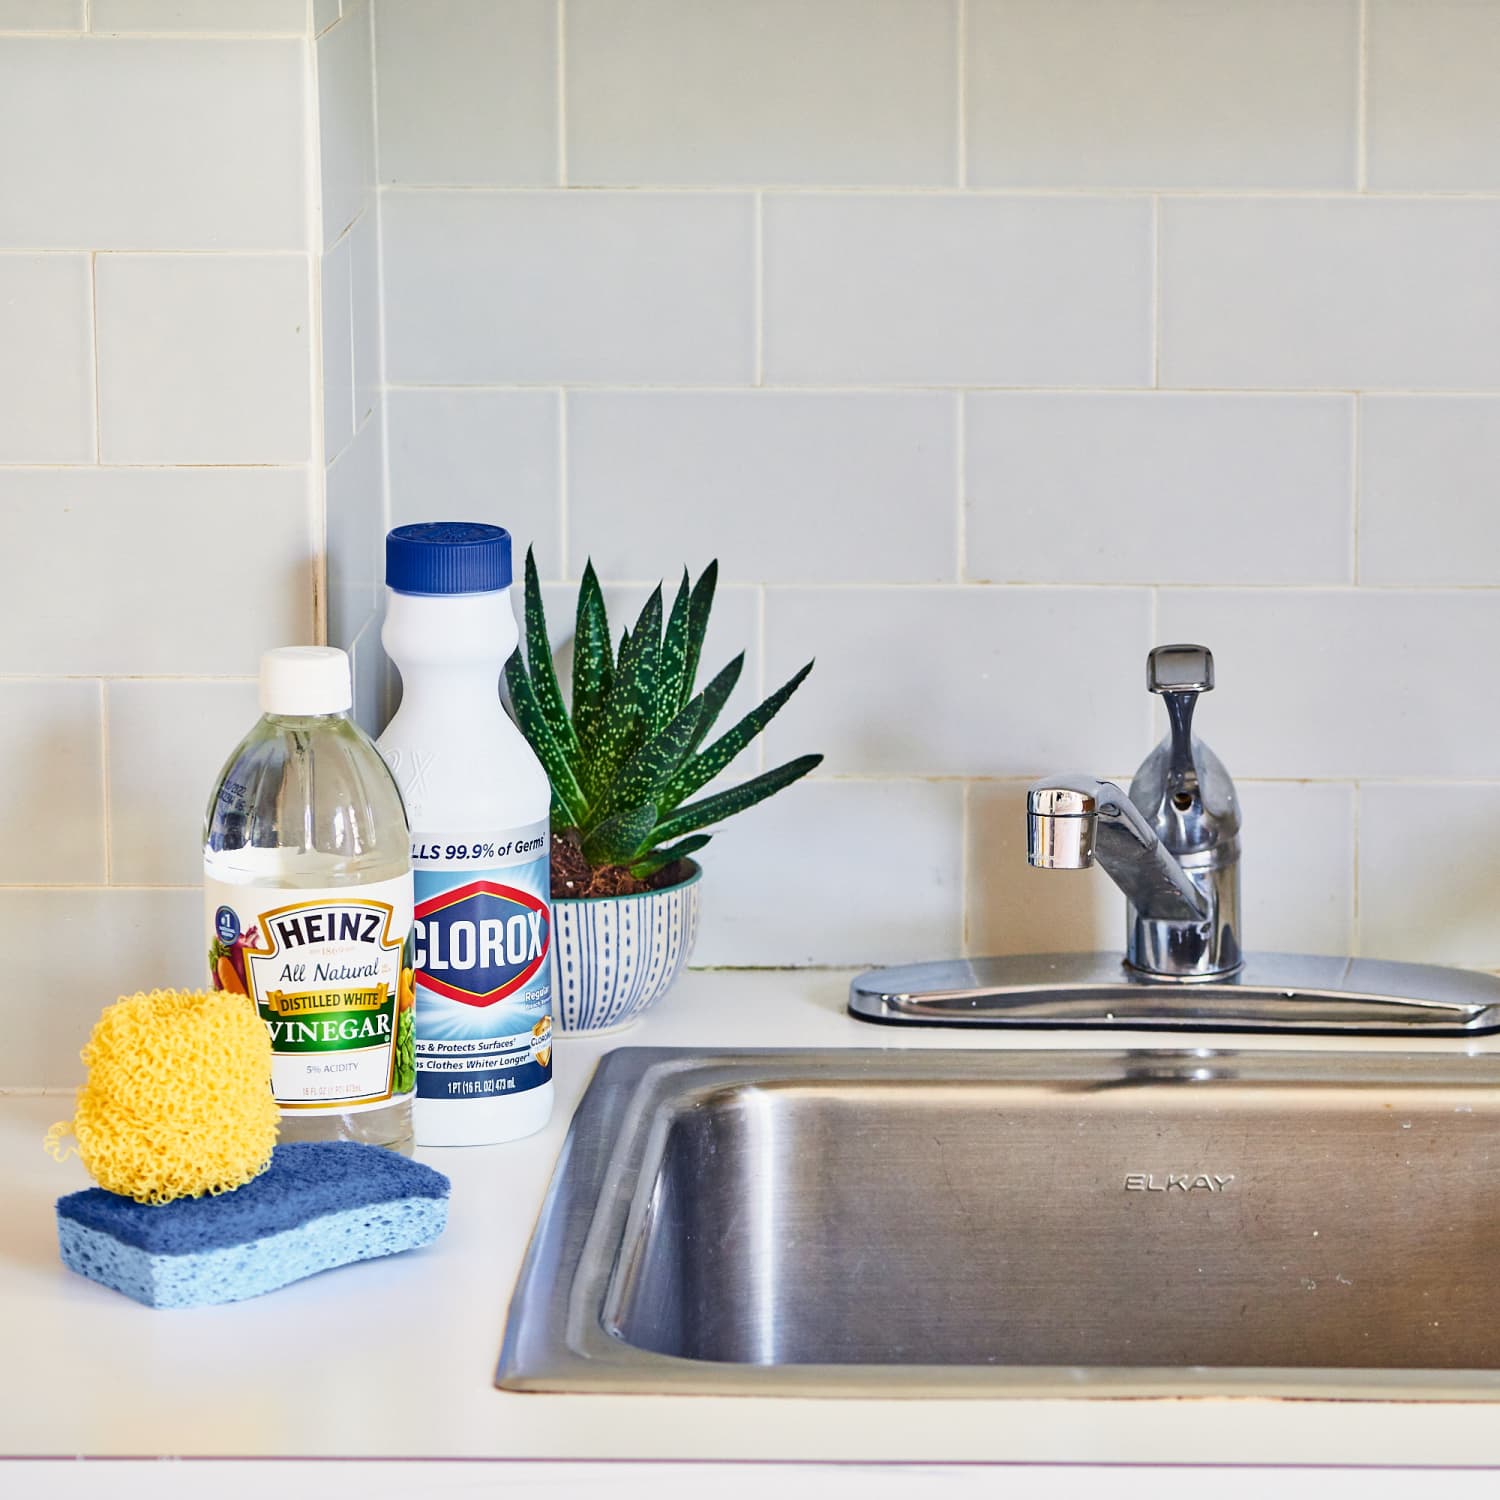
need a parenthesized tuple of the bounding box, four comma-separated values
(498, 1046, 1500, 1401)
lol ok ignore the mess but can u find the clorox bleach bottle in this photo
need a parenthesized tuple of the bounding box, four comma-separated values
(377, 523, 554, 1147)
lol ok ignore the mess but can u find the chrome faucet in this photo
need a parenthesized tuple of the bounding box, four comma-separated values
(1026, 644, 1242, 980)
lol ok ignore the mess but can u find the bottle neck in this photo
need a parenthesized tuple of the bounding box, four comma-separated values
(382, 586, 517, 723)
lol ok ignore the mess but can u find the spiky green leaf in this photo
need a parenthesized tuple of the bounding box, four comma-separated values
(595, 695, 703, 822)
(655, 570, 691, 731)
(650, 754, 822, 845)
(506, 656, 589, 826)
(581, 803, 657, 866)
(571, 561, 613, 746)
(685, 652, 743, 756)
(522, 547, 577, 760)
(661, 659, 813, 812)
(681, 559, 717, 703)
(580, 588, 662, 808)
(627, 834, 711, 880)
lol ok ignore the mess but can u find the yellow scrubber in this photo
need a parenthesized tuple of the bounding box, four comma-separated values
(45, 988, 278, 1205)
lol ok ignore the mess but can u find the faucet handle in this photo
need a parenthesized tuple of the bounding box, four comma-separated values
(1148, 644, 1213, 696)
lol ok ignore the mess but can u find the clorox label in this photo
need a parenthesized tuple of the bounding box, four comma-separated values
(409, 824, 553, 1101)
(413, 880, 550, 1006)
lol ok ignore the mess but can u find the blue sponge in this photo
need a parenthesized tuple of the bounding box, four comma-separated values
(56, 1141, 450, 1308)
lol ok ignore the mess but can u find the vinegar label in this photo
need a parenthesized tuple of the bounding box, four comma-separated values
(409, 822, 553, 1102)
(205, 874, 415, 1113)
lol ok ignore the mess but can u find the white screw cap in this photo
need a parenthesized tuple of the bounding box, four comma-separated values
(259, 646, 353, 716)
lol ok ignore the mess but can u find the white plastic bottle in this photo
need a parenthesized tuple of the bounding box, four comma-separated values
(204, 646, 415, 1151)
(377, 523, 554, 1147)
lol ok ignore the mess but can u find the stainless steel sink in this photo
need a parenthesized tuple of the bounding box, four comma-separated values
(499, 1047, 1500, 1399)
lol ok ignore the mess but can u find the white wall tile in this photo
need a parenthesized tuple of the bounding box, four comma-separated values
(1235, 781, 1354, 956)
(967, 0, 1357, 189)
(0, 467, 313, 675)
(762, 586, 1152, 776)
(0, 682, 104, 884)
(965, 394, 1353, 585)
(1154, 589, 1500, 779)
(107, 680, 259, 886)
(691, 778, 964, 967)
(326, 410, 383, 650)
(349, 208, 380, 428)
(566, 0, 956, 187)
(382, 191, 755, 385)
(0, 253, 95, 462)
(317, 0, 375, 248)
(568, 392, 958, 584)
(321, 232, 355, 460)
(1367, 0, 1500, 191)
(1160, 198, 1500, 391)
(375, 0, 556, 186)
(1359, 398, 1500, 586)
(386, 389, 561, 576)
(1358, 784, 1500, 969)
(96, 253, 312, 464)
(967, 780, 1120, 956)
(0, 38, 304, 249)
(763, 195, 1152, 386)
(90, 1, 307, 32)
(0, 890, 202, 1087)
(0, 1, 82, 28)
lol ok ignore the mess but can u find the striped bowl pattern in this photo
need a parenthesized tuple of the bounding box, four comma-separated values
(551, 862, 702, 1033)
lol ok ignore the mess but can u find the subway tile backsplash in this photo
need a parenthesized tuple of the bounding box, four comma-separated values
(95, 253, 313, 464)
(0, 36, 305, 249)
(965, 0, 1359, 190)
(762, 194, 1154, 387)
(565, 0, 959, 187)
(362, 0, 1500, 979)
(13, 0, 1500, 1091)
(963, 393, 1354, 586)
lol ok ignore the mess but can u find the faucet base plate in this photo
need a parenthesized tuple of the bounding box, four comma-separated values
(849, 952, 1500, 1035)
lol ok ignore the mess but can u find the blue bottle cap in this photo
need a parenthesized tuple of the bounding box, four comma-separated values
(385, 523, 512, 595)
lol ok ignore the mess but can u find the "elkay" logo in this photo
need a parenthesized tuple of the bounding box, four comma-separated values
(413, 880, 549, 1008)
(1124, 1172, 1234, 1193)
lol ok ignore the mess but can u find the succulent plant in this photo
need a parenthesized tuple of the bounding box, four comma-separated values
(505, 548, 821, 890)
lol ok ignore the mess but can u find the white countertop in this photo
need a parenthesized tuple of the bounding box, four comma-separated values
(5, 968, 1500, 1472)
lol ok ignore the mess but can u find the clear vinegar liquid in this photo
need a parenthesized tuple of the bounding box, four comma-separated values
(204, 712, 413, 1152)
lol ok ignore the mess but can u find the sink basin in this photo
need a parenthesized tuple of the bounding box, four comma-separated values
(499, 1047, 1500, 1399)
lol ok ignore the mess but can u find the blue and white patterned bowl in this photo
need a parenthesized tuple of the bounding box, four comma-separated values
(551, 862, 702, 1034)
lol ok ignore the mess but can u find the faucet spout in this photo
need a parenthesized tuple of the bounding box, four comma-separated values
(1027, 775, 1209, 924)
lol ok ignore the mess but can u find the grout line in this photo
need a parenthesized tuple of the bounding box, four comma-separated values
(1150, 196, 1162, 388)
(510, 578, 1500, 596)
(306, 19, 329, 643)
(556, 0, 568, 187)
(0, 674, 258, 684)
(959, 779, 972, 956)
(1357, 0, 1370, 192)
(954, 395, 966, 582)
(0, 884, 202, 893)
(375, 182, 1500, 202)
(752, 192, 764, 386)
(755, 585, 767, 772)
(98, 679, 111, 884)
(88, 252, 101, 463)
(1350, 780, 1362, 956)
(376, 381, 1498, 398)
(557, 389, 570, 580)
(955, 0, 968, 189)
(1351, 395, 1362, 584)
